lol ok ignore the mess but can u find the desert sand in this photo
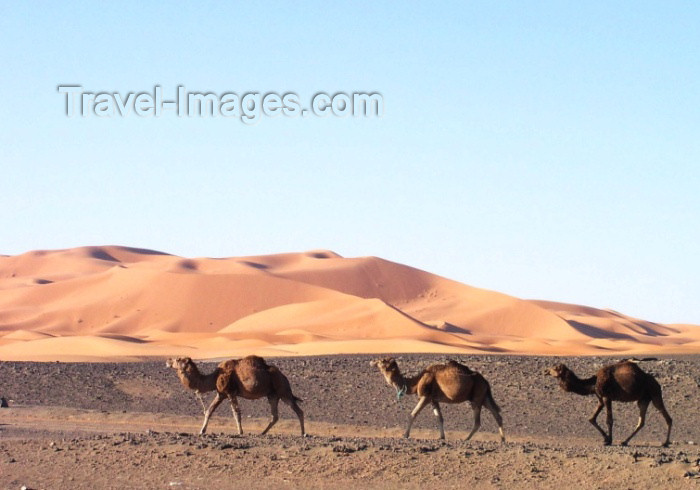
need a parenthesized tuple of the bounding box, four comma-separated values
(0, 245, 697, 361)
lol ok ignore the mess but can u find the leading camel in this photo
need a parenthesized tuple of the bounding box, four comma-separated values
(370, 358, 505, 442)
(167, 356, 305, 436)
(547, 360, 672, 446)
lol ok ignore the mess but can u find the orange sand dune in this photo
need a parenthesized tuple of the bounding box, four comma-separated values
(0, 246, 697, 361)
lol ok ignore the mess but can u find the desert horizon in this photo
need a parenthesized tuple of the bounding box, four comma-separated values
(1, 245, 697, 362)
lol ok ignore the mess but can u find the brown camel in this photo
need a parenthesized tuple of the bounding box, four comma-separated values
(547, 361, 672, 446)
(167, 355, 305, 436)
(370, 358, 505, 441)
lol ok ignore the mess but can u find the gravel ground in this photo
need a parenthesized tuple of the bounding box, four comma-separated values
(1, 354, 699, 489)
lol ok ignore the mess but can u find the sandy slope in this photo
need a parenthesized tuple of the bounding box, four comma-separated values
(0, 246, 697, 360)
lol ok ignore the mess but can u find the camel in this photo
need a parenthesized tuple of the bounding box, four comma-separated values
(370, 358, 505, 442)
(166, 355, 305, 436)
(547, 361, 672, 446)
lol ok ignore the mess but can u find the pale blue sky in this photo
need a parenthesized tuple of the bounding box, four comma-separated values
(1, 2, 698, 324)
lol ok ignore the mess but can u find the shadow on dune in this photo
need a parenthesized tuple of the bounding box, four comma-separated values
(430, 321, 473, 335)
(99, 334, 150, 344)
(118, 246, 172, 256)
(603, 310, 675, 336)
(88, 248, 121, 262)
(239, 261, 269, 270)
(566, 320, 638, 341)
(177, 259, 198, 270)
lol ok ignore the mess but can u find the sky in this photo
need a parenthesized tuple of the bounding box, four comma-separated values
(1, 1, 698, 324)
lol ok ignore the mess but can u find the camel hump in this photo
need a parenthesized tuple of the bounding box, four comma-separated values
(240, 355, 270, 370)
(605, 361, 659, 396)
(613, 360, 646, 377)
(446, 359, 473, 374)
(233, 357, 273, 394)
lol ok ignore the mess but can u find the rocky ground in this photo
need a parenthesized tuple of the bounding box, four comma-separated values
(1, 354, 699, 489)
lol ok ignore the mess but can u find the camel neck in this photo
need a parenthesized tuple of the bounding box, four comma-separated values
(391, 369, 421, 395)
(181, 364, 219, 393)
(561, 370, 596, 396)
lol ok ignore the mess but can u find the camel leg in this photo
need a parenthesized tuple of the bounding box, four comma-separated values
(195, 392, 207, 414)
(432, 402, 445, 440)
(621, 399, 649, 446)
(283, 397, 306, 437)
(652, 396, 673, 447)
(466, 405, 482, 441)
(404, 396, 430, 438)
(588, 397, 609, 443)
(484, 397, 506, 443)
(604, 398, 613, 445)
(228, 396, 243, 435)
(200, 392, 224, 435)
(261, 396, 280, 435)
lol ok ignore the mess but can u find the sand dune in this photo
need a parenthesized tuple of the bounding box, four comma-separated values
(0, 246, 697, 360)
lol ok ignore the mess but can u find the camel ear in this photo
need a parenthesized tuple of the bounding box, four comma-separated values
(369, 360, 378, 367)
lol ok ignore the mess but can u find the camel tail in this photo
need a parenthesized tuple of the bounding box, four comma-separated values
(293, 395, 303, 404)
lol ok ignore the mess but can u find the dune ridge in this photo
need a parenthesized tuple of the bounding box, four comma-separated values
(0, 246, 697, 361)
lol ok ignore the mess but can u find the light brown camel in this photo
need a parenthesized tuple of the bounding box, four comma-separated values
(370, 358, 505, 441)
(166, 357, 217, 414)
(547, 361, 672, 446)
(167, 355, 305, 436)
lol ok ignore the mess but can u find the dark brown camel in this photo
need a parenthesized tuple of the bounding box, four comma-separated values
(167, 355, 305, 436)
(547, 361, 672, 446)
(370, 358, 505, 441)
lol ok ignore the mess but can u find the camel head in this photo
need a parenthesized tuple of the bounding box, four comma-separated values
(370, 357, 398, 372)
(166, 357, 194, 372)
(546, 364, 569, 379)
(370, 358, 401, 386)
